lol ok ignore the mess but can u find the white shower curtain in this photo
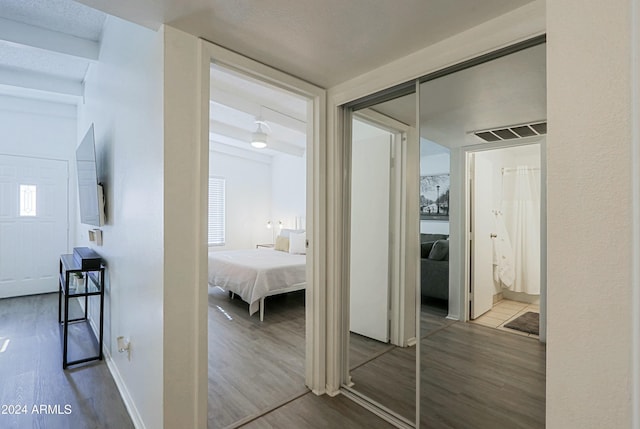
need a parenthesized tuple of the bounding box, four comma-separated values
(501, 165, 540, 295)
(493, 211, 515, 288)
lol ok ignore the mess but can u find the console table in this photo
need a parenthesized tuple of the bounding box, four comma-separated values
(58, 253, 105, 369)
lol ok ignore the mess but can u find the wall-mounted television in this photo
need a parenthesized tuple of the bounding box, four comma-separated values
(76, 124, 105, 227)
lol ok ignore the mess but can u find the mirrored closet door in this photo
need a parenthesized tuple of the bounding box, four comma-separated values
(418, 42, 547, 428)
(342, 87, 421, 427)
(338, 38, 547, 429)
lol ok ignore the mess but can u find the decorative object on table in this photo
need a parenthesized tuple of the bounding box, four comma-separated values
(72, 272, 84, 288)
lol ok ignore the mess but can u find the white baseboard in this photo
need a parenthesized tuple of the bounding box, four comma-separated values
(86, 310, 145, 429)
(406, 337, 417, 347)
(104, 349, 146, 429)
(324, 386, 340, 397)
(340, 388, 414, 429)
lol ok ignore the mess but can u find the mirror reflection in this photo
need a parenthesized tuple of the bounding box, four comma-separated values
(419, 44, 547, 428)
(346, 91, 418, 425)
(341, 43, 547, 428)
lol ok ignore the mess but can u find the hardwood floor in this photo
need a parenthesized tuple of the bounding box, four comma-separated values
(209, 288, 545, 429)
(241, 392, 395, 429)
(420, 321, 545, 429)
(349, 343, 416, 421)
(0, 289, 545, 429)
(343, 304, 545, 429)
(207, 286, 308, 428)
(345, 306, 453, 423)
(0, 293, 133, 429)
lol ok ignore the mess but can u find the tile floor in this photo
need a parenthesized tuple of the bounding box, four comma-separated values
(471, 299, 540, 338)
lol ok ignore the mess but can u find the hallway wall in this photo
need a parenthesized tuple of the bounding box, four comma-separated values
(547, 1, 636, 427)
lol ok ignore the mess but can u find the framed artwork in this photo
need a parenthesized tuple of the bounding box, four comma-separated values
(420, 174, 450, 220)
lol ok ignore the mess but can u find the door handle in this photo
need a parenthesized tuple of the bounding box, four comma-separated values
(490, 233, 497, 238)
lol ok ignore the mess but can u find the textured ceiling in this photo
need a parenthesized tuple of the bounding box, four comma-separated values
(0, 41, 89, 80)
(0, 0, 106, 103)
(0, 0, 541, 119)
(0, 0, 106, 40)
(76, 0, 535, 87)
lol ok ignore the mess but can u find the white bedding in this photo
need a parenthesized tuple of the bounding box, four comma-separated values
(208, 248, 306, 316)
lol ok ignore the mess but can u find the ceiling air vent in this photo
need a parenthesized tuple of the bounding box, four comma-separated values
(473, 121, 547, 142)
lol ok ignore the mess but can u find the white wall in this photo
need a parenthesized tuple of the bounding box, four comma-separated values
(272, 152, 306, 229)
(420, 219, 450, 236)
(77, 16, 164, 429)
(0, 96, 76, 159)
(547, 1, 635, 427)
(210, 150, 272, 249)
(420, 151, 449, 175)
(0, 96, 77, 245)
(208, 150, 306, 249)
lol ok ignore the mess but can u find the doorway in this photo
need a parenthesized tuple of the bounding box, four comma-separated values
(467, 142, 544, 339)
(0, 154, 68, 299)
(203, 45, 324, 428)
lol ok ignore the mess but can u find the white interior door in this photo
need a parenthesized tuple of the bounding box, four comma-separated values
(349, 122, 391, 343)
(0, 155, 68, 298)
(470, 154, 495, 318)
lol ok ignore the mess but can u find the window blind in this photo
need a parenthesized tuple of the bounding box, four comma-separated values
(208, 177, 225, 246)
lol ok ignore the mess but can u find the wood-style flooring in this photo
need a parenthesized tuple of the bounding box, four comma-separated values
(241, 393, 396, 429)
(420, 319, 545, 429)
(345, 301, 453, 422)
(207, 286, 308, 428)
(1, 290, 545, 429)
(209, 290, 545, 429)
(208, 285, 402, 428)
(0, 293, 133, 429)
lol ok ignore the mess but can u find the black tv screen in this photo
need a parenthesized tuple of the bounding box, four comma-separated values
(76, 124, 105, 226)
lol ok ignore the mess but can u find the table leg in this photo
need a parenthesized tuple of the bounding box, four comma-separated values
(58, 280, 62, 324)
(63, 289, 69, 369)
(99, 269, 104, 360)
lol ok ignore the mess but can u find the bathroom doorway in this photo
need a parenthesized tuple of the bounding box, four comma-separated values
(467, 142, 545, 339)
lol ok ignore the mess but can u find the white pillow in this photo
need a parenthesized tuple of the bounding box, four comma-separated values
(280, 228, 305, 239)
(289, 232, 306, 255)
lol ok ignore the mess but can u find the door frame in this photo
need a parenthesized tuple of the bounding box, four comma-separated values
(461, 138, 547, 342)
(199, 40, 327, 393)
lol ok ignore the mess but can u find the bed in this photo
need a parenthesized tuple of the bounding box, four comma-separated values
(208, 248, 306, 321)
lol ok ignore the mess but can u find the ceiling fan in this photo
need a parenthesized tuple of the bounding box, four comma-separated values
(251, 118, 271, 149)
